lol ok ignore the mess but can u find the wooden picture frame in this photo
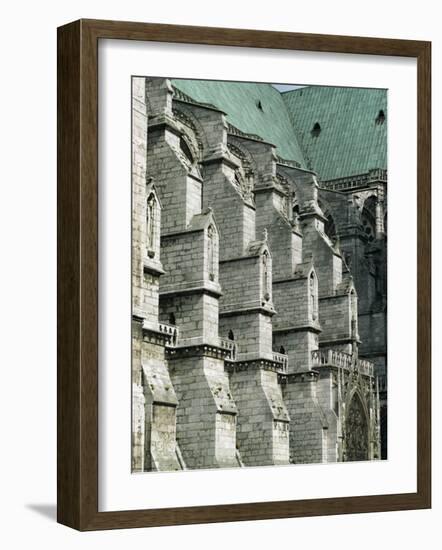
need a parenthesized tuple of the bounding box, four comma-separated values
(57, 18, 431, 531)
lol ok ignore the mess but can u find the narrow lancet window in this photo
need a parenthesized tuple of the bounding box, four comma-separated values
(207, 225, 216, 281)
(262, 251, 271, 302)
(310, 271, 318, 322)
(146, 193, 156, 256)
(350, 289, 357, 337)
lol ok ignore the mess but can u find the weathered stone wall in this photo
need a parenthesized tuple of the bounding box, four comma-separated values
(316, 371, 341, 462)
(274, 330, 319, 373)
(219, 311, 273, 357)
(160, 293, 219, 342)
(142, 339, 181, 471)
(254, 188, 301, 280)
(202, 161, 256, 260)
(169, 354, 238, 468)
(219, 253, 274, 317)
(131, 77, 184, 472)
(283, 374, 327, 463)
(229, 365, 289, 466)
(132, 319, 145, 471)
(319, 294, 353, 344)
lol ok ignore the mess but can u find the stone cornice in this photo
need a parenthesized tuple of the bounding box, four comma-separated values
(285, 370, 320, 383)
(319, 336, 362, 346)
(200, 152, 239, 171)
(143, 258, 165, 276)
(166, 342, 233, 361)
(272, 323, 322, 334)
(220, 305, 276, 318)
(146, 114, 181, 136)
(160, 284, 223, 300)
(226, 357, 288, 376)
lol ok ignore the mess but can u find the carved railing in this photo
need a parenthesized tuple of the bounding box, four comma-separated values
(311, 349, 374, 377)
(312, 349, 353, 369)
(218, 338, 237, 359)
(272, 351, 289, 372)
(276, 155, 302, 169)
(320, 169, 387, 191)
(358, 358, 374, 377)
(158, 322, 179, 346)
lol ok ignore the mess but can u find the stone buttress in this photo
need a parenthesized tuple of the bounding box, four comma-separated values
(232, 137, 328, 463)
(131, 77, 183, 472)
(173, 100, 290, 466)
(145, 78, 239, 469)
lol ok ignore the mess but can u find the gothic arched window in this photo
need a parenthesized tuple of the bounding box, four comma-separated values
(228, 329, 235, 341)
(309, 271, 318, 322)
(262, 251, 271, 302)
(146, 193, 157, 256)
(207, 225, 216, 281)
(350, 289, 357, 337)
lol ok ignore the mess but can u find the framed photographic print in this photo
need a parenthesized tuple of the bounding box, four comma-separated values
(57, 19, 431, 530)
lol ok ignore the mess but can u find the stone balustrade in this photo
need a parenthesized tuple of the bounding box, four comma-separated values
(312, 349, 353, 369)
(320, 168, 387, 191)
(357, 358, 374, 377)
(158, 322, 179, 346)
(272, 351, 289, 372)
(311, 349, 374, 376)
(218, 337, 237, 360)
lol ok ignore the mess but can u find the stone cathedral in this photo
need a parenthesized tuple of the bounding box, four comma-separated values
(131, 77, 387, 472)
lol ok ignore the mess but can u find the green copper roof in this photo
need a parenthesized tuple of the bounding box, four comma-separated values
(282, 86, 387, 181)
(172, 79, 307, 167)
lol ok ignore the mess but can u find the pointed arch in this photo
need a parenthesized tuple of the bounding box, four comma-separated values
(172, 104, 208, 155)
(207, 223, 217, 281)
(146, 190, 160, 255)
(350, 287, 358, 338)
(345, 391, 369, 461)
(309, 270, 319, 322)
(261, 249, 271, 303)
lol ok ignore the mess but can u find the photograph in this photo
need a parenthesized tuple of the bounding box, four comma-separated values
(131, 76, 387, 472)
